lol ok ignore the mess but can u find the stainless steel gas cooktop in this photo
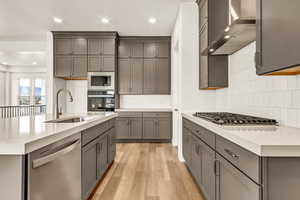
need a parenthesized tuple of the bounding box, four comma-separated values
(193, 112, 278, 126)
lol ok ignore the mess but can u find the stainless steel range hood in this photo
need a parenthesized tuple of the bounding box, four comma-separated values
(203, 0, 256, 56)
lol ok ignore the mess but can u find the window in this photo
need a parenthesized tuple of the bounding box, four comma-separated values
(18, 78, 46, 105)
(34, 79, 46, 105)
(19, 78, 31, 105)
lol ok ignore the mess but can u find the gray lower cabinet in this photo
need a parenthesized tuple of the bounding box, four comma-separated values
(97, 134, 108, 179)
(115, 117, 143, 139)
(143, 116, 172, 140)
(116, 112, 172, 141)
(82, 139, 98, 200)
(216, 154, 260, 200)
(182, 127, 192, 167)
(81, 119, 116, 200)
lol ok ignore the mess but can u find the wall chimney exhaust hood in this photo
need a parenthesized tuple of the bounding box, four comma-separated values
(202, 0, 256, 56)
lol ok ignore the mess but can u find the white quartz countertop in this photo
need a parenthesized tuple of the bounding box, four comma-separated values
(115, 108, 172, 112)
(182, 112, 300, 157)
(0, 112, 118, 155)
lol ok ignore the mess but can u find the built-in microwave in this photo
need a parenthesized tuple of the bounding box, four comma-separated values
(88, 72, 115, 91)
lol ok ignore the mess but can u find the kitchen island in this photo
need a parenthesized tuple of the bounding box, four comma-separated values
(0, 112, 118, 200)
(182, 112, 300, 200)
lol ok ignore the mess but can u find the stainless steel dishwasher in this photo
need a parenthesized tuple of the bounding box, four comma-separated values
(27, 133, 81, 200)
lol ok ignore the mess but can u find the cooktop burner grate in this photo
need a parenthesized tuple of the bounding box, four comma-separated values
(193, 112, 278, 126)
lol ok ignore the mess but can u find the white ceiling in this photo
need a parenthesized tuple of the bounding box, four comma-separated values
(0, 0, 189, 41)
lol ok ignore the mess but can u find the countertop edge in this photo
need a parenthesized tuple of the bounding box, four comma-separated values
(182, 113, 300, 157)
(0, 113, 118, 155)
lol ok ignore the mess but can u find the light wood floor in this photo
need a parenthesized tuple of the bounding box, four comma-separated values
(91, 143, 204, 200)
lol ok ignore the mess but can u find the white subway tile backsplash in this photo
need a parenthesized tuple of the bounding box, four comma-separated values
(216, 42, 300, 128)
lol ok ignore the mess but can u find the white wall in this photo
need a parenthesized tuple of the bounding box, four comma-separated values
(171, 2, 216, 161)
(66, 80, 88, 113)
(216, 42, 300, 128)
(0, 71, 6, 105)
(120, 95, 172, 108)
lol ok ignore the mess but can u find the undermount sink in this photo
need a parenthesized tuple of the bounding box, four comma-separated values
(44, 117, 86, 123)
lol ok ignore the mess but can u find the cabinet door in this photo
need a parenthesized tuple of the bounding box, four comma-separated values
(116, 118, 130, 139)
(131, 58, 143, 94)
(143, 59, 156, 94)
(142, 118, 156, 139)
(55, 38, 72, 55)
(97, 134, 108, 180)
(88, 56, 101, 72)
(102, 56, 115, 72)
(82, 139, 98, 200)
(72, 38, 87, 55)
(118, 41, 131, 58)
(200, 56, 209, 89)
(88, 39, 102, 55)
(156, 42, 169, 58)
(72, 56, 87, 77)
(191, 136, 202, 186)
(183, 127, 192, 167)
(156, 58, 170, 94)
(157, 117, 171, 139)
(55, 56, 72, 77)
(129, 118, 143, 139)
(144, 42, 156, 58)
(256, 0, 300, 75)
(200, 24, 208, 53)
(102, 39, 115, 55)
(201, 140, 216, 200)
(216, 154, 260, 200)
(131, 42, 144, 58)
(118, 59, 131, 94)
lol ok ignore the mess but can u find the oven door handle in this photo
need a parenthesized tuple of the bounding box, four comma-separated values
(32, 140, 80, 169)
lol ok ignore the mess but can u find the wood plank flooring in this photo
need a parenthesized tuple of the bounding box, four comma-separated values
(91, 143, 204, 200)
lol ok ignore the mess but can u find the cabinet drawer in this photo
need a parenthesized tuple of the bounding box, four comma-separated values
(216, 136, 260, 183)
(183, 118, 215, 148)
(82, 122, 108, 146)
(117, 112, 143, 118)
(143, 112, 171, 118)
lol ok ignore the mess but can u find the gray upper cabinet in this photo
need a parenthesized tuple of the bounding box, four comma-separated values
(53, 32, 117, 78)
(55, 38, 73, 55)
(72, 38, 87, 55)
(143, 59, 156, 94)
(197, 0, 228, 90)
(118, 40, 143, 58)
(144, 58, 170, 94)
(88, 38, 115, 55)
(256, 0, 300, 75)
(72, 56, 88, 77)
(144, 41, 169, 58)
(118, 58, 143, 94)
(216, 154, 260, 200)
(118, 37, 171, 95)
(55, 56, 73, 77)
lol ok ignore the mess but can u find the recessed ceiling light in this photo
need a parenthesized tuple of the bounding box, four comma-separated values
(1, 62, 7, 65)
(224, 35, 231, 39)
(101, 17, 110, 24)
(148, 17, 157, 24)
(53, 17, 63, 24)
(209, 49, 215, 52)
(225, 26, 230, 32)
(32, 61, 37, 65)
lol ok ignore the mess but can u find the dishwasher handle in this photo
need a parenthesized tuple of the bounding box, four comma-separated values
(32, 139, 80, 169)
